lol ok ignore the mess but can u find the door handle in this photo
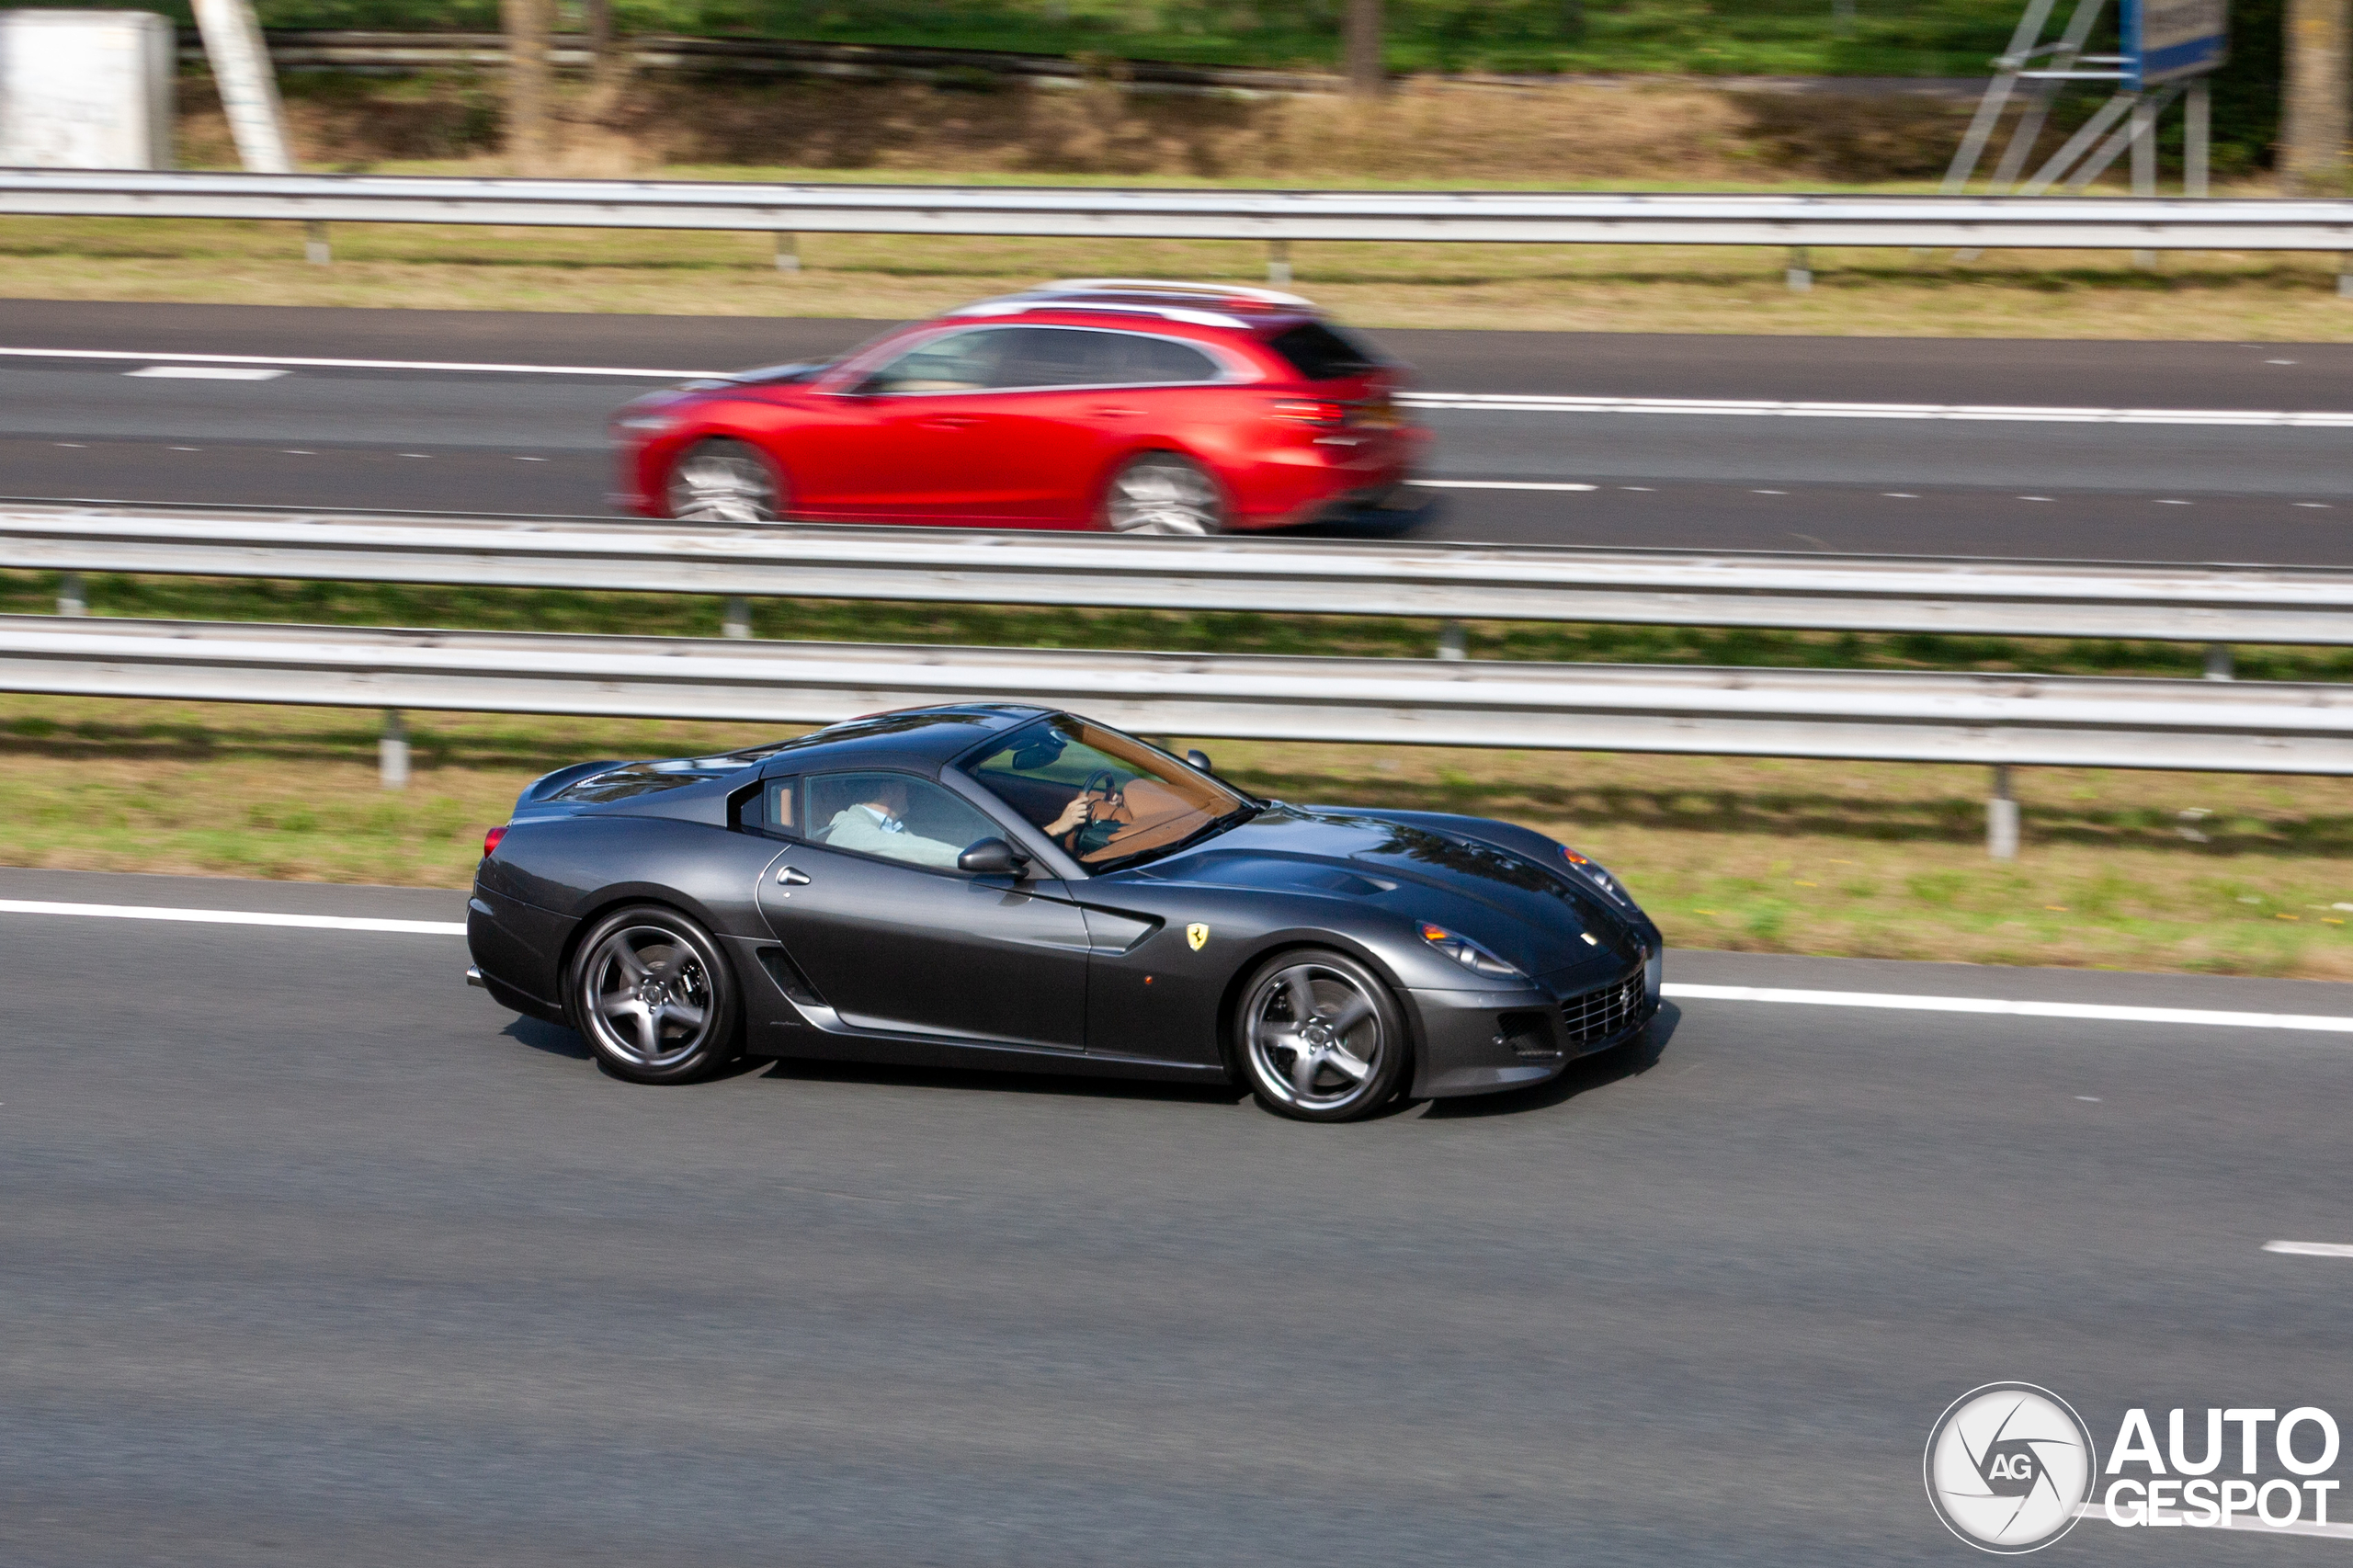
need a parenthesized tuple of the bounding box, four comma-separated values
(1089, 405, 1143, 418)
(777, 865, 812, 885)
(920, 415, 983, 429)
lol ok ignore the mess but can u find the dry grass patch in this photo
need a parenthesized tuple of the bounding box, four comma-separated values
(6, 695, 2351, 979)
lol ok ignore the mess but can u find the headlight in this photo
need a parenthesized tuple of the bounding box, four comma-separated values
(1558, 843, 1620, 898)
(1419, 922, 1524, 980)
(615, 411, 683, 433)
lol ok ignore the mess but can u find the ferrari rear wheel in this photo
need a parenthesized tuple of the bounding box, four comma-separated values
(1104, 452, 1224, 536)
(571, 905, 742, 1084)
(1236, 949, 1408, 1121)
(667, 438, 784, 525)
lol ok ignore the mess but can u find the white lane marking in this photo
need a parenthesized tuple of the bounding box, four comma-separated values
(0, 898, 464, 936)
(1408, 479, 1597, 492)
(18, 347, 2353, 427)
(124, 365, 288, 381)
(0, 347, 707, 378)
(1404, 392, 2353, 427)
(1663, 982, 2353, 1033)
(2265, 1240, 2353, 1257)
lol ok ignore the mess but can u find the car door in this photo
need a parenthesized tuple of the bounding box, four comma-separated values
(752, 768, 1091, 1050)
(975, 327, 1229, 526)
(780, 327, 1024, 523)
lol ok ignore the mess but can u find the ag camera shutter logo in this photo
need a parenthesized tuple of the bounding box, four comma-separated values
(1924, 1383, 2098, 1553)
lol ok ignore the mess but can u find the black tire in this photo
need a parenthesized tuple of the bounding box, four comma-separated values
(1233, 948, 1410, 1122)
(665, 437, 785, 525)
(1101, 452, 1225, 536)
(568, 904, 742, 1084)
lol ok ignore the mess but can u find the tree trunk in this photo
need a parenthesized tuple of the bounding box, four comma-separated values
(2283, 0, 2350, 192)
(502, 0, 553, 175)
(1346, 0, 1383, 97)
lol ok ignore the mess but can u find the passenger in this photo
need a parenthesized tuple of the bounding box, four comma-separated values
(824, 778, 963, 869)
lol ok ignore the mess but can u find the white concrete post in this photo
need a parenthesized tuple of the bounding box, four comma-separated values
(56, 573, 86, 616)
(304, 220, 330, 265)
(1988, 765, 2020, 859)
(2204, 642, 2235, 680)
(722, 596, 753, 639)
(1786, 246, 1813, 292)
(775, 232, 801, 273)
(191, 0, 293, 174)
(1267, 240, 1292, 285)
(381, 709, 411, 790)
(1437, 620, 1467, 660)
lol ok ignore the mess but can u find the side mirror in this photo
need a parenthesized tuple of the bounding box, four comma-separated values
(1186, 749, 1213, 772)
(958, 836, 1031, 876)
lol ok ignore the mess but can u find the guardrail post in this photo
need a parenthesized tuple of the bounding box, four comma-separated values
(1785, 247, 1812, 292)
(381, 709, 410, 790)
(722, 596, 753, 639)
(56, 573, 86, 616)
(774, 233, 801, 273)
(2205, 642, 2235, 680)
(1437, 619, 1467, 660)
(1267, 240, 1292, 286)
(2339, 254, 2353, 300)
(1987, 765, 2019, 859)
(304, 220, 330, 265)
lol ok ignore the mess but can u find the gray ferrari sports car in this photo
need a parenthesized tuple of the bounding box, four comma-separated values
(466, 703, 1661, 1121)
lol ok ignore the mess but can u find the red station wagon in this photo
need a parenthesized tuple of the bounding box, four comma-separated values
(613, 279, 1428, 534)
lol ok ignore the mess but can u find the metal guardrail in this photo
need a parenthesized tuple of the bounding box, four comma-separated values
(6, 504, 2353, 646)
(2, 613, 2347, 774)
(8, 168, 2353, 251)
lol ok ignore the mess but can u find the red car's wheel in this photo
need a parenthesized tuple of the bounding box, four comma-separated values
(1102, 453, 1224, 536)
(666, 438, 786, 525)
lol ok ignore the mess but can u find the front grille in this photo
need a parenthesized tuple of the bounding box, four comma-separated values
(1561, 966, 1651, 1050)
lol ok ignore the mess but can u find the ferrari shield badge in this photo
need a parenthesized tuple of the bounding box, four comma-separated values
(1187, 923, 1210, 951)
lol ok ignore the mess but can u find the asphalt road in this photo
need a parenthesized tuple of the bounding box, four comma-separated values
(8, 864, 2353, 1566)
(6, 299, 2353, 564)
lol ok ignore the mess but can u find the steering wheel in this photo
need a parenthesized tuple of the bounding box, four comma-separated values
(1082, 768, 1121, 800)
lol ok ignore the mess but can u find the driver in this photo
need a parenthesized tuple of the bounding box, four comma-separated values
(824, 778, 963, 869)
(1042, 772, 1137, 858)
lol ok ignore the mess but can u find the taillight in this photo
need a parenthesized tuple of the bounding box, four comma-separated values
(483, 824, 509, 859)
(1267, 398, 1347, 426)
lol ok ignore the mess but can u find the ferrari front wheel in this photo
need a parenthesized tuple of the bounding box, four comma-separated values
(1235, 949, 1408, 1121)
(666, 437, 784, 525)
(570, 905, 742, 1084)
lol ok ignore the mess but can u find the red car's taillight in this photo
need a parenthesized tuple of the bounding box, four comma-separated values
(1267, 398, 1348, 426)
(483, 824, 509, 859)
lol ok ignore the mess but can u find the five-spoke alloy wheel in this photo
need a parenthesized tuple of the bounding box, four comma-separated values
(1235, 948, 1409, 1120)
(1103, 452, 1224, 536)
(666, 437, 785, 525)
(569, 905, 741, 1083)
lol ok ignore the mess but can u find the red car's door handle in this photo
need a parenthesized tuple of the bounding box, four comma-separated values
(920, 415, 983, 429)
(1089, 405, 1144, 418)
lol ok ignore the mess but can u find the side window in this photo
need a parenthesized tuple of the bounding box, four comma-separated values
(803, 771, 1002, 871)
(735, 776, 798, 838)
(995, 326, 1110, 390)
(860, 329, 1011, 394)
(1099, 332, 1222, 386)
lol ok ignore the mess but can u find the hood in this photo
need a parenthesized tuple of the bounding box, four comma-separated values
(1149, 805, 1642, 978)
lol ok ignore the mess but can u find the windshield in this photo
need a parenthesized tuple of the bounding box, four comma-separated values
(964, 716, 1249, 870)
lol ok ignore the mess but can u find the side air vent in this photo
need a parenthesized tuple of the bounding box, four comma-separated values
(756, 945, 824, 1006)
